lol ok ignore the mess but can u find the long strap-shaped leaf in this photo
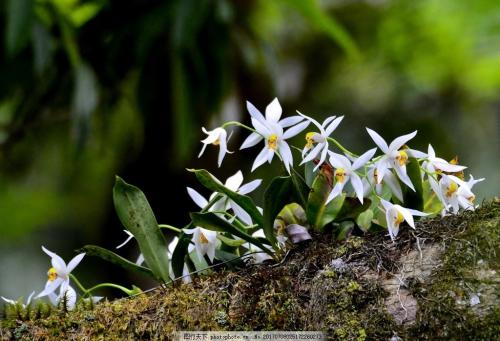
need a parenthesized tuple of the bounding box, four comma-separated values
(190, 212, 274, 257)
(113, 176, 170, 283)
(80, 245, 155, 280)
(189, 169, 263, 227)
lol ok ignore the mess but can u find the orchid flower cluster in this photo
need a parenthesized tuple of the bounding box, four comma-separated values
(2, 98, 484, 313)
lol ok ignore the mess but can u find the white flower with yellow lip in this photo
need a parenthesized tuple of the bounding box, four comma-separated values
(198, 127, 231, 167)
(36, 247, 85, 300)
(422, 144, 467, 175)
(362, 164, 404, 202)
(298, 113, 344, 171)
(183, 227, 217, 262)
(431, 174, 484, 214)
(240, 98, 309, 174)
(326, 148, 377, 204)
(48, 285, 77, 310)
(366, 128, 418, 191)
(380, 199, 427, 241)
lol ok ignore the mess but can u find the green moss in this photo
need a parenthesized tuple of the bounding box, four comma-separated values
(1, 202, 498, 340)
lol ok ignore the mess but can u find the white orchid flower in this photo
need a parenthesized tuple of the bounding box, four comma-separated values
(183, 226, 217, 262)
(366, 128, 418, 191)
(326, 148, 377, 204)
(362, 164, 404, 202)
(36, 247, 85, 299)
(298, 113, 344, 171)
(421, 144, 467, 175)
(198, 127, 231, 167)
(187, 170, 262, 225)
(48, 285, 77, 310)
(240, 98, 309, 173)
(431, 174, 484, 214)
(1, 291, 36, 308)
(380, 199, 427, 241)
(246, 229, 273, 264)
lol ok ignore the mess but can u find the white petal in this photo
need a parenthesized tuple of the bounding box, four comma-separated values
(200, 127, 221, 144)
(427, 144, 436, 158)
(251, 147, 270, 172)
(116, 230, 134, 249)
(352, 148, 377, 170)
(60, 286, 77, 310)
(397, 206, 415, 228)
(198, 143, 208, 158)
(279, 141, 293, 173)
(301, 142, 323, 164)
(36, 277, 63, 298)
(380, 198, 393, 211)
(225, 171, 244, 191)
(251, 117, 271, 136)
(366, 128, 389, 153)
(217, 133, 228, 167)
(329, 152, 351, 169)
(136, 253, 145, 266)
(66, 253, 85, 273)
(1, 297, 16, 304)
(282, 121, 310, 139)
(325, 116, 344, 136)
(376, 158, 390, 184)
(429, 176, 446, 205)
(433, 161, 466, 173)
(394, 165, 415, 191)
(297, 111, 323, 131)
(246, 100, 265, 122)
(26, 291, 36, 306)
(326, 182, 344, 204)
(314, 145, 329, 171)
(240, 132, 263, 150)
(350, 173, 364, 203)
(388, 130, 417, 152)
(407, 208, 428, 217)
(407, 148, 427, 159)
(384, 172, 404, 202)
(187, 187, 208, 209)
(279, 115, 304, 128)
(230, 201, 252, 225)
(265, 98, 282, 122)
(238, 179, 262, 195)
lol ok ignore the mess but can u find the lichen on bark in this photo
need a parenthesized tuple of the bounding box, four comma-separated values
(1, 201, 499, 340)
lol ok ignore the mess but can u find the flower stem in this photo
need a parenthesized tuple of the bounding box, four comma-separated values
(85, 283, 135, 296)
(69, 274, 88, 295)
(158, 224, 182, 233)
(327, 137, 358, 157)
(222, 121, 255, 133)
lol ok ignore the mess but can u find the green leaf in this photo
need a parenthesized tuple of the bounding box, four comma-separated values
(171, 232, 191, 278)
(113, 176, 170, 283)
(306, 167, 346, 231)
(304, 161, 318, 187)
(80, 245, 155, 280)
(356, 209, 373, 232)
(189, 169, 263, 227)
(283, 0, 360, 59)
(190, 212, 274, 257)
(290, 167, 310, 208)
(336, 197, 372, 221)
(217, 234, 248, 247)
(263, 176, 294, 248)
(402, 157, 424, 211)
(278, 203, 307, 226)
(334, 221, 355, 240)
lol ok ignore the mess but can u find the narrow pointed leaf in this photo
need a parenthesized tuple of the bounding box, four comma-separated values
(189, 169, 263, 227)
(113, 176, 170, 283)
(217, 234, 248, 247)
(80, 245, 155, 279)
(290, 167, 310, 207)
(306, 167, 346, 231)
(263, 176, 294, 248)
(171, 232, 191, 278)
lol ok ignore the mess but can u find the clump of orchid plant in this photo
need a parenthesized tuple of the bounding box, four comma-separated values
(2, 97, 484, 312)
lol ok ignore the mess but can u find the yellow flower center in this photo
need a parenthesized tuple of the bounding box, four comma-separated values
(467, 195, 475, 203)
(268, 134, 278, 150)
(446, 181, 458, 198)
(334, 168, 346, 183)
(212, 138, 220, 146)
(47, 267, 58, 282)
(449, 156, 459, 165)
(199, 232, 209, 244)
(305, 132, 316, 149)
(395, 150, 408, 166)
(373, 169, 378, 182)
(394, 211, 405, 226)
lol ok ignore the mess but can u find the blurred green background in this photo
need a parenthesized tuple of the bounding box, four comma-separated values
(1, 0, 499, 304)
